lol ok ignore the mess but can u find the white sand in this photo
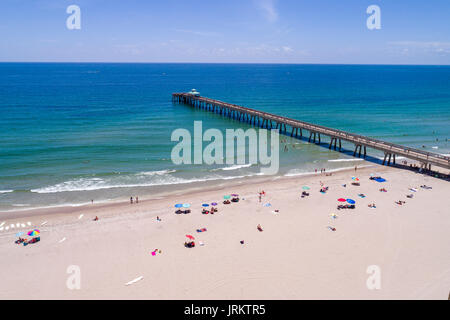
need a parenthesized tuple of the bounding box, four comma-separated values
(0, 165, 449, 299)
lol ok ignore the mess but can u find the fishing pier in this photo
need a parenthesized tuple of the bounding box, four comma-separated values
(172, 93, 450, 171)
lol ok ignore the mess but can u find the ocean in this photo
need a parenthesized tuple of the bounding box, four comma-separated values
(0, 63, 449, 211)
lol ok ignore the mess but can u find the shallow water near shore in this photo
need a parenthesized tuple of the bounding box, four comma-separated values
(0, 63, 449, 211)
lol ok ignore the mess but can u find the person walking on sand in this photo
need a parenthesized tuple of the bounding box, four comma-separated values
(355, 165, 357, 172)
(136, 196, 139, 204)
(130, 196, 133, 204)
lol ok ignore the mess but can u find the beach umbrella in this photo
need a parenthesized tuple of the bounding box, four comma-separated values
(302, 186, 310, 190)
(27, 229, 40, 237)
(352, 177, 359, 181)
(182, 203, 191, 208)
(211, 202, 218, 206)
(16, 232, 24, 237)
(186, 235, 195, 240)
(223, 195, 231, 200)
(231, 194, 239, 197)
(174, 204, 183, 208)
(346, 199, 356, 204)
(337, 198, 346, 202)
(202, 203, 209, 207)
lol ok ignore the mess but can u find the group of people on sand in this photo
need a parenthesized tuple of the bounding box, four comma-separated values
(202, 207, 218, 214)
(258, 190, 266, 202)
(15, 236, 40, 246)
(130, 196, 139, 204)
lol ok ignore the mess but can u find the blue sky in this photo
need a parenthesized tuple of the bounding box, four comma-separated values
(0, 0, 449, 64)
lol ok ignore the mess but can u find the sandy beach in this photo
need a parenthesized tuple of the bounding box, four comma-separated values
(0, 164, 449, 300)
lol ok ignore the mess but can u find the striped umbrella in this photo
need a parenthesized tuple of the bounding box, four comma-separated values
(27, 229, 40, 237)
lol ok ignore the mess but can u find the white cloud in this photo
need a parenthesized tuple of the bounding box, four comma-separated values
(174, 29, 220, 37)
(256, 0, 278, 23)
(388, 41, 450, 54)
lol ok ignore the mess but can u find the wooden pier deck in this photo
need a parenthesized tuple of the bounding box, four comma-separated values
(172, 93, 450, 170)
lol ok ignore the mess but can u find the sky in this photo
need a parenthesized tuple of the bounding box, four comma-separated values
(0, 0, 449, 64)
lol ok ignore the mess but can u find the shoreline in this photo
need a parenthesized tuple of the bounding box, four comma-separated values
(0, 164, 378, 222)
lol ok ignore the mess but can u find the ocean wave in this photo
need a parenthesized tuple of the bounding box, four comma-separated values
(220, 164, 253, 171)
(284, 165, 372, 177)
(137, 169, 177, 176)
(0, 190, 14, 194)
(30, 171, 265, 194)
(328, 158, 364, 163)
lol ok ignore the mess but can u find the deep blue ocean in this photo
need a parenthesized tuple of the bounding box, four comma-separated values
(0, 63, 449, 211)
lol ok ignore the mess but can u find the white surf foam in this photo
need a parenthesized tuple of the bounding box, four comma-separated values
(328, 158, 364, 163)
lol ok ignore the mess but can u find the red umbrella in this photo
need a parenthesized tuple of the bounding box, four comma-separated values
(186, 235, 195, 240)
(337, 198, 346, 202)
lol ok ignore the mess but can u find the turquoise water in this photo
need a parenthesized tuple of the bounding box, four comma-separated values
(0, 63, 449, 211)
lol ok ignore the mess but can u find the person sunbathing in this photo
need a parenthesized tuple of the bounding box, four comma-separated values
(202, 209, 209, 214)
(183, 209, 191, 214)
(257, 224, 263, 232)
(93, 216, 99, 221)
(231, 198, 240, 202)
(184, 241, 195, 248)
(223, 200, 231, 204)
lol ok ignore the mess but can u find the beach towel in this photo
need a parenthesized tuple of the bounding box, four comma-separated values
(78, 214, 84, 220)
(58, 237, 66, 243)
(263, 203, 272, 207)
(125, 276, 143, 286)
(196, 228, 207, 233)
(41, 221, 48, 226)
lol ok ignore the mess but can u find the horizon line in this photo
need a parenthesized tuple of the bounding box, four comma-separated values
(1, 61, 450, 66)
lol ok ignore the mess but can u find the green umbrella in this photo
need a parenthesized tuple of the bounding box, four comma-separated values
(223, 195, 231, 200)
(302, 186, 310, 190)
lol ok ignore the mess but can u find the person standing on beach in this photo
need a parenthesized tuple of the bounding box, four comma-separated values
(130, 197, 133, 204)
(355, 166, 357, 172)
(136, 196, 139, 204)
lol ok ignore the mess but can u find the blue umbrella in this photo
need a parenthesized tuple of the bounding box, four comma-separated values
(182, 203, 191, 208)
(16, 232, 24, 237)
(346, 199, 356, 204)
(202, 204, 209, 207)
(375, 178, 386, 182)
(174, 204, 183, 208)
